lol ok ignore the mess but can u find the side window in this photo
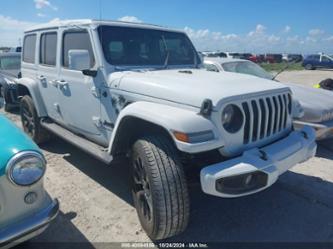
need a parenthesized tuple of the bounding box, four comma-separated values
(204, 63, 219, 72)
(62, 31, 95, 68)
(23, 34, 37, 63)
(322, 56, 331, 63)
(40, 32, 57, 66)
(313, 55, 320, 60)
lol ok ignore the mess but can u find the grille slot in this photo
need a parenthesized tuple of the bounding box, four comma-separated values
(242, 93, 291, 144)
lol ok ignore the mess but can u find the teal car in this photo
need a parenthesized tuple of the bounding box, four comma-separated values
(0, 114, 58, 248)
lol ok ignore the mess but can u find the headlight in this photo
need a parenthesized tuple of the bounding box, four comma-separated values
(7, 151, 46, 186)
(221, 104, 243, 133)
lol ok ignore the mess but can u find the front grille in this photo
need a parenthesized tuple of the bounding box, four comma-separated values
(242, 93, 291, 144)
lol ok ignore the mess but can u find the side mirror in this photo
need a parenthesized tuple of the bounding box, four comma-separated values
(68, 49, 91, 71)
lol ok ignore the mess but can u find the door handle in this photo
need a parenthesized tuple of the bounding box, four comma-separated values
(37, 75, 46, 80)
(56, 80, 68, 89)
(49, 80, 58, 87)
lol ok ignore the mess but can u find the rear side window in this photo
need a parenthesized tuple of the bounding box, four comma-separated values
(40, 32, 57, 66)
(23, 34, 37, 63)
(308, 55, 320, 60)
(62, 31, 95, 68)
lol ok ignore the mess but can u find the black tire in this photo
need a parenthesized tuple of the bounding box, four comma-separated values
(305, 63, 314, 70)
(20, 95, 50, 144)
(3, 85, 13, 112)
(131, 135, 190, 240)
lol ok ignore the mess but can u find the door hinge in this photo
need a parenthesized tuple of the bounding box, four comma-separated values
(53, 103, 60, 113)
(91, 87, 100, 98)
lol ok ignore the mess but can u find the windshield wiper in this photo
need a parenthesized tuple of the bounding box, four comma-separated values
(272, 59, 298, 80)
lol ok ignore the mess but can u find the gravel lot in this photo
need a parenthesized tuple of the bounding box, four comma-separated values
(2, 69, 333, 247)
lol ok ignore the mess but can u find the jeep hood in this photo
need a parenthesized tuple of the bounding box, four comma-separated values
(285, 82, 333, 123)
(113, 69, 289, 107)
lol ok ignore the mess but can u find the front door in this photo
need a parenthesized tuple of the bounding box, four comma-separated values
(57, 30, 107, 146)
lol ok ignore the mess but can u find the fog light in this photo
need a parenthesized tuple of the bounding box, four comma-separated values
(24, 192, 38, 204)
(216, 171, 268, 195)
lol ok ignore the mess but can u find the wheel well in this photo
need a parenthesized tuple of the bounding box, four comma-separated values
(17, 84, 31, 97)
(111, 116, 176, 157)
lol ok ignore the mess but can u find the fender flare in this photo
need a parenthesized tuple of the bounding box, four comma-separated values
(15, 78, 47, 117)
(108, 101, 223, 154)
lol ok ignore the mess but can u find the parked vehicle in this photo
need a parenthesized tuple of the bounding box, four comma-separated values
(264, 54, 283, 63)
(302, 54, 333, 70)
(0, 114, 58, 248)
(17, 19, 316, 240)
(9, 47, 22, 53)
(283, 54, 303, 63)
(248, 54, 262, 63)
(0, 52, 21, 111)
(202, 51, 227, 58)
(225, 52, 241, 58)
(204, 57, 333, 140)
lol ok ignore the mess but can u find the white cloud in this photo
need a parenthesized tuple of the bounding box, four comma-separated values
(308, 29, 324, 36)
(184, 24, 333, 53)
(37, 13, 46, 17)
(283, 25, 291, 33)
(0, 15, 36, 30)
(34, 0, 58, 11)
(248, 24, 266, 37)
(325, 36, 333, 42)
(117, 16, 143, 23)
(268, 35, 281, 43)
(0, 15, 37, 46)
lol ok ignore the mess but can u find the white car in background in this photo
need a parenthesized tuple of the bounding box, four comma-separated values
(204, 57, 333, 140)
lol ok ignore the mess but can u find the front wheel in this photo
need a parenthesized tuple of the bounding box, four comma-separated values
(20, 95, 50, 144)
(3, 85, 14, 112)
(131, 135, 190, 240)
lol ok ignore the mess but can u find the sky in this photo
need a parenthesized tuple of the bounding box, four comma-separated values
(1, 0, 333, 54)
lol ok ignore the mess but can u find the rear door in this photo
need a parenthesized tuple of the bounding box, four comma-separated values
(21, 34, 38, 90)
(36, 31, 61, 121)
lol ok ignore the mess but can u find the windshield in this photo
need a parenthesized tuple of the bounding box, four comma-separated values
(0, 56, 21, 70)
(98, 25, 198, 67)
(222, 61, 273, 80)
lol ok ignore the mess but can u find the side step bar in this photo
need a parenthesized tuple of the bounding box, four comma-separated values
(40, 120, 113, 164)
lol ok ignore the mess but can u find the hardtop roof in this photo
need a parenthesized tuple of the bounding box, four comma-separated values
(24, 19, 184, 34)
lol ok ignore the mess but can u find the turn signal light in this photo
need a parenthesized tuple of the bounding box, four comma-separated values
(173, 131, 189, 143)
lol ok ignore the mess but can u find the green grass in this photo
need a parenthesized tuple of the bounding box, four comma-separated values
(260, 62, 304, 72)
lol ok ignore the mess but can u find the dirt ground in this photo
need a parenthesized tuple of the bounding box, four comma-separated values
(2, 69, 333, 247)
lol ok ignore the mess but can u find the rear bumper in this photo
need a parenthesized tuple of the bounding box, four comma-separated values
(200, 126, 317, 198)
(294, 120, 333, 140)
(0, 199, 59, 248)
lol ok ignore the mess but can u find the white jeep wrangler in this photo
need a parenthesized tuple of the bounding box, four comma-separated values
(17, 19, 317, 240)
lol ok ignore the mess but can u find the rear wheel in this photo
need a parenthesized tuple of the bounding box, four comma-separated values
(131, 135, 190, 240)
(20, 95, 50, 144)
(305, 63, 314, 70)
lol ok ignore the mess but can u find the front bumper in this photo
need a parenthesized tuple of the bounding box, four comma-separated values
(294, 120, 333, 140)
(0, 199, 59, 248)
(200, 126, 317, 198)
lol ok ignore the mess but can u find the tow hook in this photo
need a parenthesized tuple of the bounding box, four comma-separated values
(301, 131, 309, 139)
(259, 150, 268, 161)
